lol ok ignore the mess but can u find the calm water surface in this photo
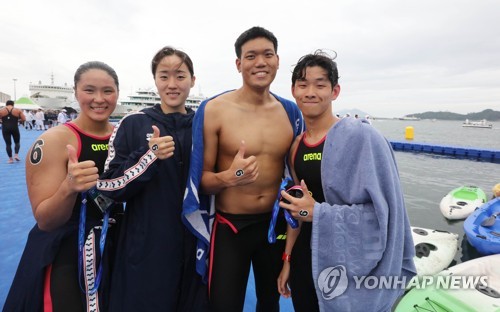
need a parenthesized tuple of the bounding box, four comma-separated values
(373, 119, 500, 264)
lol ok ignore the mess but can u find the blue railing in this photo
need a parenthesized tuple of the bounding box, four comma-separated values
(389, 141, 500, 163)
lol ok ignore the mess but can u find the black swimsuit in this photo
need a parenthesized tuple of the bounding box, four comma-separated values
(4, 123, 123, 312)
(1, 107, 21, 157)
(290, 134, 326, 312)
(46, 123, 117, 311)
(209, 210, 286, 312)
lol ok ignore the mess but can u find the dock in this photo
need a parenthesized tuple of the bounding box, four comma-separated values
(389, 141, 500, 163)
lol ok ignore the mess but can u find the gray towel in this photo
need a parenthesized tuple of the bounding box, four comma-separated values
(312, 117, 416, 311)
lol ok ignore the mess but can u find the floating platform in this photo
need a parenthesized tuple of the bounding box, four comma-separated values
(389, 141, 500, 163)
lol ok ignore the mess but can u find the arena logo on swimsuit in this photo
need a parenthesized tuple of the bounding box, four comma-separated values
(303, 152, 322, 161)
(91, 143, 109, 151)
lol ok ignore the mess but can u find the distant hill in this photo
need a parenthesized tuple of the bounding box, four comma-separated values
(403, 109, 500, 121)
(335, 108, 371, 118)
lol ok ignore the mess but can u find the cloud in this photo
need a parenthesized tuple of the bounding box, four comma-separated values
(1, 0, 499, 117)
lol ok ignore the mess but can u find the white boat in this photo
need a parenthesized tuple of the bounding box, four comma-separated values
(29, 74, 74, 109)
(399, 116, 421, 121)
(462, 119, 493, 129)
(439, 185, 488, 220)
(411, 226, 459, 276)
(119, 88, 206, 112)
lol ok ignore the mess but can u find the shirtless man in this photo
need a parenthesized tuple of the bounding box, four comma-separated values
(186, 27, 303, 311)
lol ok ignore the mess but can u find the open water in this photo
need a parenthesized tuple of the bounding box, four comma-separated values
(373, 119, 500, 267)
(1, 120, 499, 310)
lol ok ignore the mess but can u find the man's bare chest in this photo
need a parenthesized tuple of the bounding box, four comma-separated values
(218, 113, 293, 156)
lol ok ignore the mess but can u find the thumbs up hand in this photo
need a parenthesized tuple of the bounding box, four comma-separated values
(66, 144, 99, 192)
(228, 140, 258, 186)
(148, 125, 175, 160)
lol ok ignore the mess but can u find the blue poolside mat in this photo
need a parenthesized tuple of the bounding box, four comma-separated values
(0, 127, 294, 311)
(244, 265, 294, 311)
(0, 127, 38, 308)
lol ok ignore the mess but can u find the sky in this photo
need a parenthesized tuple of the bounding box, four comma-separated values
(1, 0, 500, 118)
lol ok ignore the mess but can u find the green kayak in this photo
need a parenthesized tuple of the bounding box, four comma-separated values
(395, 286, 478, 312)
(395, 254, 500, 311)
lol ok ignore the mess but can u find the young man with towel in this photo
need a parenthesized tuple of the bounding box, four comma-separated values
(277, 50, 416, 312)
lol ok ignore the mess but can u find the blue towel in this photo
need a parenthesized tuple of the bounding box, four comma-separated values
(311, 117, 416, 311)
(182, 91, 304, 282)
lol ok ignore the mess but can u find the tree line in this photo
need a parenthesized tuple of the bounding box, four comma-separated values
(405, 109, 500, 121)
